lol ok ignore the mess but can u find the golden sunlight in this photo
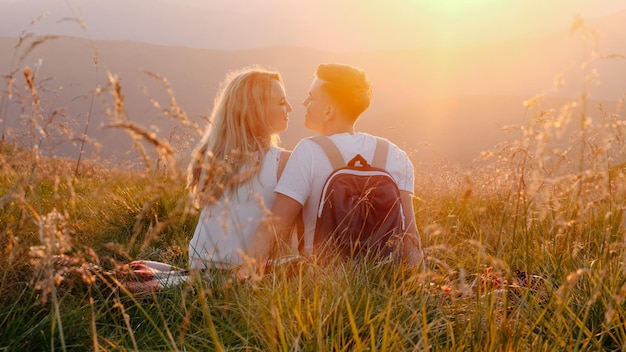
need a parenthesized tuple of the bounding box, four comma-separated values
(416, 0, 504, 16)
(351, 0, 617, 49)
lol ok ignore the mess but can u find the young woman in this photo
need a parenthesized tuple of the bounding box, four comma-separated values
(187, 66, 293, 271)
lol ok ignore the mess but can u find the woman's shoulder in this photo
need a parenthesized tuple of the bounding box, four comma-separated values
(268, 145, 293, 158)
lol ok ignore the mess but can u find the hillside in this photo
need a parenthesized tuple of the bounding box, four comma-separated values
(1, 18, 624, 169)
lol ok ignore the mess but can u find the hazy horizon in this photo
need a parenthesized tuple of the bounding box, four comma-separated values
(1, 0, 626, 51)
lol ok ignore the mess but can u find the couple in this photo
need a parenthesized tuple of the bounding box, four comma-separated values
(187, 63, 424, 278)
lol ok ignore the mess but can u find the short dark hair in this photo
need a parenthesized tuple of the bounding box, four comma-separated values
(315, 63, 372, 120)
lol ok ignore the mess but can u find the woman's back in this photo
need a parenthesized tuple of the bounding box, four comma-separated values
(189, 146, 282, 269)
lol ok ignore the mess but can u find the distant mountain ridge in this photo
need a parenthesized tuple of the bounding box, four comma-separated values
(1, 20, 625, 170)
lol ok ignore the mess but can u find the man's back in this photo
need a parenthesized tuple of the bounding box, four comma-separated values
(275, 132, 415, 254)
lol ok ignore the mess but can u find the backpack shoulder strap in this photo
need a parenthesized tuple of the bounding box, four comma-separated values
(372, 137, 389, 169)
(309, 135, 345, 169)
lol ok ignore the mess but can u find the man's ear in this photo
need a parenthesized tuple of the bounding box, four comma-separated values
(323, 105, 335, 121)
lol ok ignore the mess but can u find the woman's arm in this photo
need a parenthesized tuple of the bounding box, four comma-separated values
(240, 193, 303, 279)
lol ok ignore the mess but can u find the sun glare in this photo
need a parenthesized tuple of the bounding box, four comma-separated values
(417, 0, 504, 16)
(351, 0, 538, 49)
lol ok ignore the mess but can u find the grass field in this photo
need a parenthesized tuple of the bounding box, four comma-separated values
(2, 22, 626, 352)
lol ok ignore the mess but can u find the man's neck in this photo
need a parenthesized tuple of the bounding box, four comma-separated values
(321, 121, 355, 136)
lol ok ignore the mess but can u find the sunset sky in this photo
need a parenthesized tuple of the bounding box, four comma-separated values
(1, 0, 625, 50)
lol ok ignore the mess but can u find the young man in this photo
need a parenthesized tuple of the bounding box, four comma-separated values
(245, 63, 424, 277)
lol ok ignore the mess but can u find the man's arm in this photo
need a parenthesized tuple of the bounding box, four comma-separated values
(400, 190, 425, 269)
(243, 193, 303, 278)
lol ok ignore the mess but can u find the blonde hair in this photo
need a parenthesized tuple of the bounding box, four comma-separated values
(188, 66, 283, 203)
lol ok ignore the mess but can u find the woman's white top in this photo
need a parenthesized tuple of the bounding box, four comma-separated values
(188, 146, 281, 270)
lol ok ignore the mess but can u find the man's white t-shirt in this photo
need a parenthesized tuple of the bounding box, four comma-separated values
(189, 146, 282, 270)
(275, 132, 415, 254)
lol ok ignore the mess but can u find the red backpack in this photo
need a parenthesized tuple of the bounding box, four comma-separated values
(310, 136, 405, 262)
